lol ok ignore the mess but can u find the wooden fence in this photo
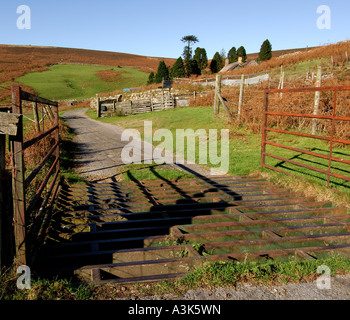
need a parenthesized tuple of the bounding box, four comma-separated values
(97, 91, 175, 117)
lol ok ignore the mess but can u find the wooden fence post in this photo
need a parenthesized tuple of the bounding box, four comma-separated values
(238, 74, 245, 119)
(279, 66, 285, 98)
(214, 74, 222, 115)
(32, 102, 40, 132)
(307, 60, 311, 80)
(45, 105, 54, 123)
(330, 56, 334, 71)
(96, 96, 101, 118)
(10, 86, 26, 266)
(312, 66, 322, 135)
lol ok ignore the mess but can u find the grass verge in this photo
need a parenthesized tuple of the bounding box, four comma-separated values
(116, 163, 195, 182)
(59, 116, 86, 185)
(131, 254, 350, 298)
(1, 254, 349, 300)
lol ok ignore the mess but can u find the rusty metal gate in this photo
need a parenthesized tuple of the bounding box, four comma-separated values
(0, 86, 61, 267)
(261, 85, 350, 190)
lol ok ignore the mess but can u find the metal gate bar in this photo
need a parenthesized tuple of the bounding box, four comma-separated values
(36, 175, 350, 284)
(261, 85, 350, 189)
(10, 86, 60, 266)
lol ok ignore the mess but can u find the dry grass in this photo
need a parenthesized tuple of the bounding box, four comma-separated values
(95, 69, 126, 82)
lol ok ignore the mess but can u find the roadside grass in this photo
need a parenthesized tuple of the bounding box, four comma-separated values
(132, 254, 350, 297)
(86, 106, 350, 202)
(16, 65, 148, 101)
(2, 253, 349, 300)
(0, 267, 94, 300)
(59, 116, 86, 185)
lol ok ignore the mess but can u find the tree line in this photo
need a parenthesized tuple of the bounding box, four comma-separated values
(147, 36, 272, 84)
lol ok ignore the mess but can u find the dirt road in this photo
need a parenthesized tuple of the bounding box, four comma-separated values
(61, 108, 213, 182)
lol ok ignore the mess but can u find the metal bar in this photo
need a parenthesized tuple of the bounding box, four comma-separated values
(225, 243, 350, 260)
(264, 152, 350, 182)
(66, 211, 348, 231)
(205, 232, 350, 249)
(23, 125, 58, 150)
(68, 191, 303, 210)
(53, 104, 60, 178)
(45, 244, 350, 265)
(25, 156, 59, 216)
(48, 230, 350, 250)
(0, 134, 5, 268)
(265, 141, 350, 165)
(10, 86, 26, 266)
(261, 90, 269, 167)
(327, 90, 338, 188)
(265, 111, 350, 122)
(62, 196, 319, 219)
(265, 111, 350, 121)
(64, 186, 290, 203)
(266, 128, 350, 145)
(24, 141, 59, 189)
(27, 169, 61, 266)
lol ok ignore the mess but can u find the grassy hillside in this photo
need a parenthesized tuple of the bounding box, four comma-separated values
(0, 45, 176, 101)
(16, 64, 149, 100)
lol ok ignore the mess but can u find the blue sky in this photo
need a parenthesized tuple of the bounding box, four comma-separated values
(0, 0, 349, 59)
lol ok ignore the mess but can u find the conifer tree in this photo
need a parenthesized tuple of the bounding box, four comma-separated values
(170, 57, 186, 78)
(237, 46, 247, 63)
(259, 39, 272, 62)
(154, 61, 169, 83)
(210, 52, 223, 73)
(147, 72, 155, 84)
(193, 47, 208, 71)
(228, 47, 238, 63)
(186, 59, 201, 76)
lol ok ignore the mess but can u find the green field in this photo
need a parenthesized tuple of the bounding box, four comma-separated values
(17, 64, 148, 101)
